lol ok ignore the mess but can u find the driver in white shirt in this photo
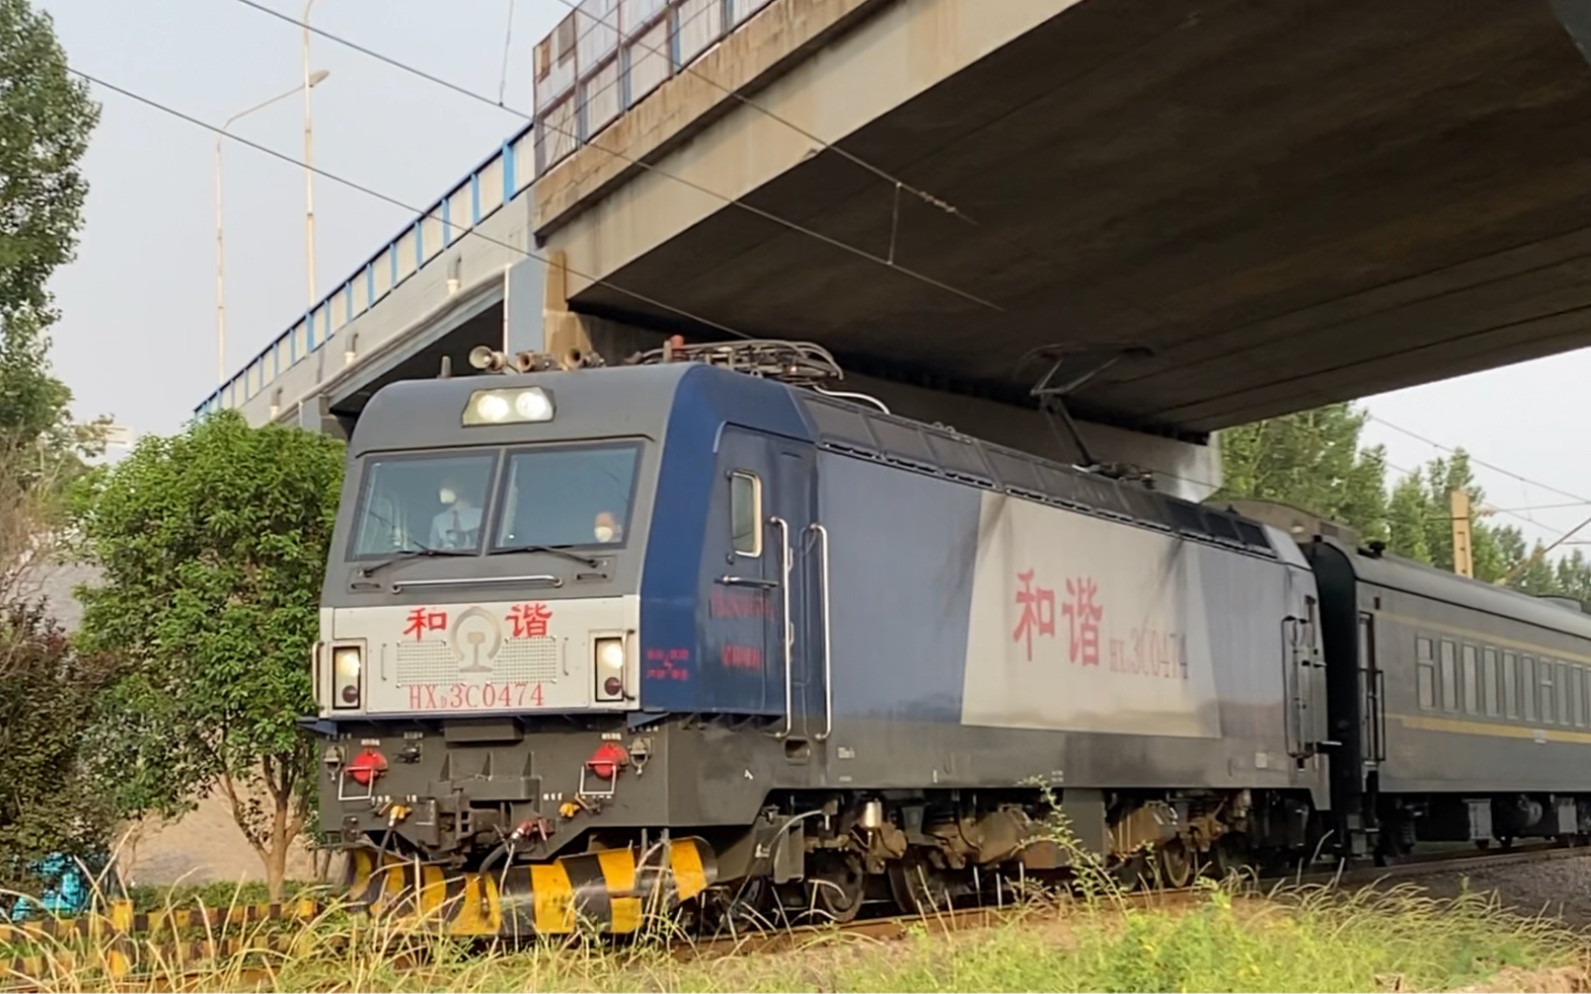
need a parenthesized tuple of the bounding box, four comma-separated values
(430, 480, 483, 550)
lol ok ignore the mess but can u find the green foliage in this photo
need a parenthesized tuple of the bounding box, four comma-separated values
(0, 602, 124, 886)
(1213, 403, 1390, 543)
(0, 0, 104, 478)
(1, 879, 1575, 992)
(1217, 404, 1591, 600)
(72, 410, 345, 896)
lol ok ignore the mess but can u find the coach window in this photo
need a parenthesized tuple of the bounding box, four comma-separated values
(730, 471, 762, 557)
(1543, 662, 1558, 725)
(1555, 661, 1570, 725)
(1461, 644, 1479, 714)
(1439, 639, 1459, 713)
(1503, 652, 1519, 719)
(1522, 656, 1538, 722)
(1482, 647, 1499, 717)
(1416, 636, 1436, 710)
(1565, 661, 1578, 725)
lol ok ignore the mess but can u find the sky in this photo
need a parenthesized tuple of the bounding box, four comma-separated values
(37, 0, 1591, 555)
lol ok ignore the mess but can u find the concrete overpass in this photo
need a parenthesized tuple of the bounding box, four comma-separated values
(200, 0, 1591, 501)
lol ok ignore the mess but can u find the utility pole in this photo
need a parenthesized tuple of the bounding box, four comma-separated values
(303, 0, 324, 306)
(1451, 488, 1474, 578)
(215, 72, 330, 384)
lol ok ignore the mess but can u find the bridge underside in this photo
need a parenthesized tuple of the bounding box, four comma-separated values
(562, 0, 1591, 440)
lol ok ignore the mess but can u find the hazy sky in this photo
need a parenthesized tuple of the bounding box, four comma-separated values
(39, 0, 1591, 553)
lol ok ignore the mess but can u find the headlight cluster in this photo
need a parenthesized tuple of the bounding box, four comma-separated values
(595, 637, 626, 702)
(332, 644, 363, 710)
(462, 386, 554, 426)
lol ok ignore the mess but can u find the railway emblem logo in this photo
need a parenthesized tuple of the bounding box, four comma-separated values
(450, 606, 503, 674)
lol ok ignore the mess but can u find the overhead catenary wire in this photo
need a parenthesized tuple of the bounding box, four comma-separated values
(64, 67, 762, 353)
(223, 0, 1004, 313)
(1368, 414, 1591, 507)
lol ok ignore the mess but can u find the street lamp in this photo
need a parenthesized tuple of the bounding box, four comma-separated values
(303, 0, 326, 308)
(214, 70, 331, 385)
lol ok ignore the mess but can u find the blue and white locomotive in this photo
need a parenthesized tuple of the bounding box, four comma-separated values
(307, 339, 1591, 935)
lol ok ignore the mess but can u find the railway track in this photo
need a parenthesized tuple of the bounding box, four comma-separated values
(679, 840, 1591, 959)
(4, 843, 1587, 989)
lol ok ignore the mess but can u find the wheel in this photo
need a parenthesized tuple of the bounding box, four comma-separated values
(807, 853, 866, 924)
(1157, 841, 1195, 889)
(1098, 852, 1143, 893)
(888, 855, 950, 916)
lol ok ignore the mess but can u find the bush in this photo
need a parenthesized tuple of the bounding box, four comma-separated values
(0, 600, 123, 891)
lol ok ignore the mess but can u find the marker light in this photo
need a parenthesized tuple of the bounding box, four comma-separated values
(463, 386, 554, 426)
(348, 748, 387, 786)
(332, 644, 363, 710)
(595, 637, 626, 702)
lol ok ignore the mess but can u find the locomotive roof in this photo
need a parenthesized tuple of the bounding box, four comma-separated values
(351, 361, 1291, 564)
(1324, 536, 1591, 639)
(350, 363, 700, 455)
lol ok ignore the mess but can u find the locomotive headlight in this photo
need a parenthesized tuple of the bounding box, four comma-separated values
(594, 637, 626, 702)
(331, 643, 363, 710)
(463, 387, 554, 426)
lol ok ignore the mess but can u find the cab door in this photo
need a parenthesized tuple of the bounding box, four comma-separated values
(710, 429, 824, 743)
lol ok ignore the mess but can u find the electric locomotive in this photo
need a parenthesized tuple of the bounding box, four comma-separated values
(307, 339, 1339, 936)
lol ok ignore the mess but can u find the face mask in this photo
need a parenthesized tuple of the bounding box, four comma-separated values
(439, 487, 457, 505)
(594, 525, 615, 542)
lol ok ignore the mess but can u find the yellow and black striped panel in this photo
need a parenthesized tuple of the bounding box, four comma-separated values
(0, 899, 320, 946)
(343, 838, 717, 938)
(5, 933, 302, 983)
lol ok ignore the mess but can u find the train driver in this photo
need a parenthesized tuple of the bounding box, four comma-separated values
(594, 511, 623, 544)
(430, 478, 483, 550)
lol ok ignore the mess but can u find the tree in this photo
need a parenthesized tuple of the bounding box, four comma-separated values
(0, 1, 114, 888)
(0, 601, 124, 888)
(1215, 407, 1591, 604)
(0, 0, 100, 455)
(72, 411, 346, 898)
(1214, 402, 1390, 541)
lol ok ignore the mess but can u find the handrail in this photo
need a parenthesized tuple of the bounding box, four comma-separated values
(809, 522, 833, 741)
(391, 574, 561, 592)
(771, 516, 793, 738)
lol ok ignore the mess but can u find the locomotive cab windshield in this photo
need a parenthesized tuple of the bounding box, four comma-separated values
(348, 442, 642, 560)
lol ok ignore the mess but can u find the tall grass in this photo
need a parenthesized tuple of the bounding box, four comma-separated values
(1, 873, 1583, 992)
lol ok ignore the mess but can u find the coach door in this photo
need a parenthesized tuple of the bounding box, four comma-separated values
(1358, 612, 1386, 769)
(713, 429, 825, 748)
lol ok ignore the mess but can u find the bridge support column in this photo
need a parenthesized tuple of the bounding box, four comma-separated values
(505, 252, 661, 363)
(295, 393, 351, 440)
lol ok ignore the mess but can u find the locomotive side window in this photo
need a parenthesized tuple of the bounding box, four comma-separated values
(1416, 636, 1436, 710)
(1522, 656, 1539, 722)
(730, 472, 762, 557)
(1439, 639, 1458, 713)
(1461, 644, 1479, 714)
(1482, 647, 1499, 717)
(1503, 652, 1518, 718)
